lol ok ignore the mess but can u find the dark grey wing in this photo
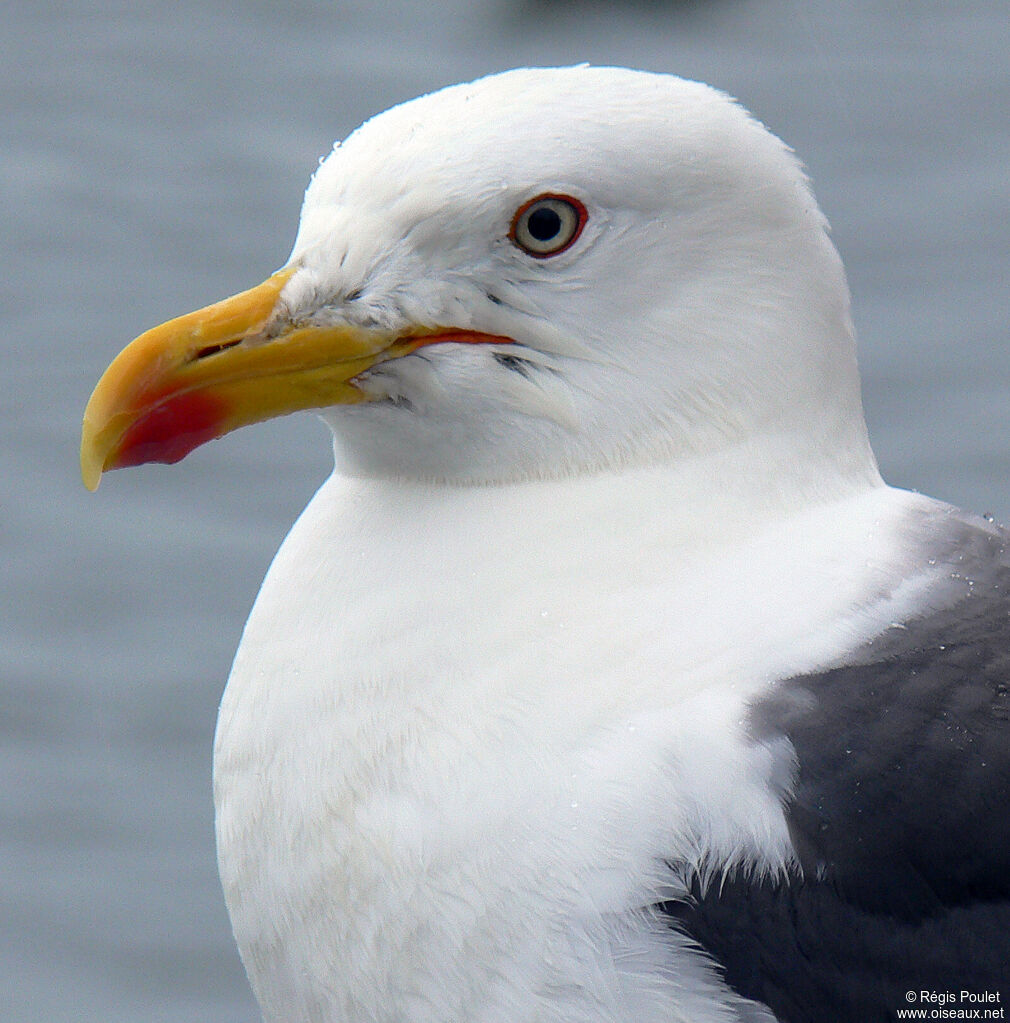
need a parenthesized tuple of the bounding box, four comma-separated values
(662, 517, 1010, 1023)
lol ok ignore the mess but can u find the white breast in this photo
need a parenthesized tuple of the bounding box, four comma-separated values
(213, 457, 939, 1023)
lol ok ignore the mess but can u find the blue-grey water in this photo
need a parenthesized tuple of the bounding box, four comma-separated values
(3, 1, 1009, 1019)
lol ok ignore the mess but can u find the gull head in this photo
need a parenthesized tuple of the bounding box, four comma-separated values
(82, 66, 875, 489)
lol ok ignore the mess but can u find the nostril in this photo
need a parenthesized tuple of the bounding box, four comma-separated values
(192, 338, 244, 361)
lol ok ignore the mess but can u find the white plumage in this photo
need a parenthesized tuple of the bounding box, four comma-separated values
(213, 66, 914, 1021)
(215, 469, 937, 1023)
(85, 66, 1010, 1023)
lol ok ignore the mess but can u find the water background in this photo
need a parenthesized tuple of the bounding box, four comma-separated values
(3, 1, 1009, 1020)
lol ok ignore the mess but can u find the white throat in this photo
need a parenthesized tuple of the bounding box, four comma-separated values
(211, 435, 910, 1023)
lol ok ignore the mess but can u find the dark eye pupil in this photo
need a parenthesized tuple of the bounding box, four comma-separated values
(526, 206, 562, 241)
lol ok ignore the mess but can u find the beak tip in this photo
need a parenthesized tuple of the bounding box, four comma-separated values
(80, 437, 105, 492)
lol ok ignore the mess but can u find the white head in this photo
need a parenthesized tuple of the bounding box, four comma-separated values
(282, 66, 876, 487)
(83, 67, 879, 497)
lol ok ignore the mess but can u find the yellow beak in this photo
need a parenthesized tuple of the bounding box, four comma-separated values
(81, 267, 512, 490)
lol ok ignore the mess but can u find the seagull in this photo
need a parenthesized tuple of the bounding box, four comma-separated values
(81, 66, 1009, 1023)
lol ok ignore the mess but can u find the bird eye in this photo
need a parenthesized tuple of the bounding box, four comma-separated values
(510, 194, 587, 258)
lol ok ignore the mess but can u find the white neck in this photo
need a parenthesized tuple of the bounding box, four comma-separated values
(211, 434, 916, 1023)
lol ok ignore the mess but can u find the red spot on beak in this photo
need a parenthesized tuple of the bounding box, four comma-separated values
(115, 392, 228, 468)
